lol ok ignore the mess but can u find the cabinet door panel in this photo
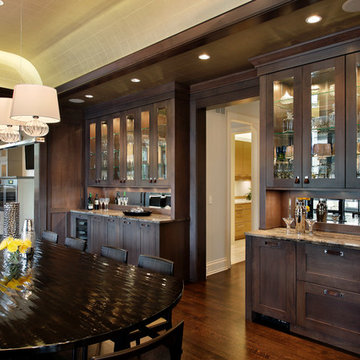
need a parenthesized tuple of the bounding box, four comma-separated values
(139, 222, 159, 256)
(296, 281, 360, 354)
(297, 242, 360, 293)
(106, 218, 123, 248)
(346, 52, 360, 188)
(252, 237, 295, 322)
(302, 57, 345, 188)
(87, 121, 98, 185)
(122, 219, 140, 265)
(89, 216, 107, 254)
(266, 68, 302, 188)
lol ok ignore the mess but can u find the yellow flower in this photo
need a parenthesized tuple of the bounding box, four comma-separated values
(0, 238, 9, 250)
(306, 206, 310, 212)
(19, 240, 31, 253)
(7, 241, 18, 253)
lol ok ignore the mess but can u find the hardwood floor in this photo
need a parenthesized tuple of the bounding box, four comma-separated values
(172, 262, 359, 360)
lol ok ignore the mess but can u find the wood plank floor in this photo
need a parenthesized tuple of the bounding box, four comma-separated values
(172, 262, 359, 360)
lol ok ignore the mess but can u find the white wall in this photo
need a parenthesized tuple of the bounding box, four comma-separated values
(206, 109, 230, 276)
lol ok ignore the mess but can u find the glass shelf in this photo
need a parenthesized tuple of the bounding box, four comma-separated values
(311, 126, 335, 132)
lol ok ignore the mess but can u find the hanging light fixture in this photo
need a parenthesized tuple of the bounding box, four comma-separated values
(10, 84, 59, 137)
(0, 98, 23, 143)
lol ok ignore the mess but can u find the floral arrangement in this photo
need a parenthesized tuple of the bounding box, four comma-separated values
(0, 237, 32, 255)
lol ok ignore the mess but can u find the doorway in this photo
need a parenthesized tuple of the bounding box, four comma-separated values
(205, 99, 259, 276)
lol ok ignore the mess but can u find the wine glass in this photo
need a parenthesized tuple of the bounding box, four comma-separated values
(305, 219, 316, 235)
(104, 197, 110, 211)
(99, 198, 105, 211)
(282, 217, 294, 234)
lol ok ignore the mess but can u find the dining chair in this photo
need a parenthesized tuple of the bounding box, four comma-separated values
(138, 255, 174, 276)
(91, 321, 184, 360)
(41, 230, 59, 244)
(101, 246, 128, 264)
(65, 237, 86, 251)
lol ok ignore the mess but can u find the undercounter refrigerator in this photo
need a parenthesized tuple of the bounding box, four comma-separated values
(0, 177, 34, 236)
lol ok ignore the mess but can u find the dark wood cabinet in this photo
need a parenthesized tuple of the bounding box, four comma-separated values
(139, 222, 159, 256)
(246, 234, 360, 355)
(249, 236, 296, 322)
(294, 242, 360, 354)
(346, 52, 360, 188)
(85, 100, 171, 188)
(266, 57, 346, 188)
(122, 219, 141, 265)
(106, 217, 123, 248)
(88, 215, 107, 254)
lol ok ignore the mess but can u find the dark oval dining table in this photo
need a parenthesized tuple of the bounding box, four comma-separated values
(0, 240, 183, 358)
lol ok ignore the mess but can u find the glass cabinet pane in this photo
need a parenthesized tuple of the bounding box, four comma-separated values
(141, 111, 150, 180)
(157, 107, 167, 180)
(113, 117, 121, 181)
(310, 67, 335, 179)
(273, 77, 294, 179)
(357, 63, 360, 178)
(100, 121, 108, 181)
(126, 115, 135, 181)
(89, 123, 97, 182)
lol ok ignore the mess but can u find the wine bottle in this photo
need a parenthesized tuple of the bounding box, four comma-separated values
(87, 193, 93, 210)
(94, 193, 99, 210)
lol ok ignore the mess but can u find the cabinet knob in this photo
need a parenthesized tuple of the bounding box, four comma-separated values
(304, 176, 310, 184)
(153, 177, 157, 183)
(149, 178, 153, 183)
(294, 176, 300, 184)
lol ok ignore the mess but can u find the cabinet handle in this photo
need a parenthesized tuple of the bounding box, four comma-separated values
(323, 289, 344, 298)
(324, 249, 344, 257)
(153, 177, 157, 183)
(149, 178, 153, 183)
(140, 223, 150, 227)
(294, 176, 300, 184)
(264, 240, 279, 247)
(304, 176, 309, 184)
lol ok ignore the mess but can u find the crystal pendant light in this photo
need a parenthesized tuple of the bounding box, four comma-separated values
(0, 125, 21, 143)
(23, 117, 49, 137)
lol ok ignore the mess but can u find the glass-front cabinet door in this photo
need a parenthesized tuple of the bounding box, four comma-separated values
(303, 57, 345, 188)
(154, 101, 170, 186)
(123, 110, 137, 186)
(87, 118, 110, 185)
(266, 68, 302, 187)
(139, 107, 152, 186)
(346, 52, 360, 188)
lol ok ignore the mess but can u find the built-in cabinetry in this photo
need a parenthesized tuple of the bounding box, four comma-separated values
(235, 141, 251, 180)
(70, 211, 188, 280)
(266, 57, 346, 188)
(234, 202, 251, 240)
(246, 232, 360, 355)
(86, 101, 171, 187)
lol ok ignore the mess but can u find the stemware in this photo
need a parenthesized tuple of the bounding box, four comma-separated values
(305, 218, 316, 235)
(282, 217, 294, 234)
(104, 197, 110, 211)
(99, 198, 105, 210)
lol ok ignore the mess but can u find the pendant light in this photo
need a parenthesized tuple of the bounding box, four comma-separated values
(0, 98, 22, 143)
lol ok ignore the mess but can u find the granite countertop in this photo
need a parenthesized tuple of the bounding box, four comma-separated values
(245, 227, 360, 249)
(70, 209, 173, 223)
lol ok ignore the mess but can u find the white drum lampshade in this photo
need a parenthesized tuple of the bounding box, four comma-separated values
(11, 84, 61, 124)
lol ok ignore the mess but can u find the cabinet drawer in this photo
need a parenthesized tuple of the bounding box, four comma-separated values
(297, 243, 360, 293)
(295, 280, 360, 354)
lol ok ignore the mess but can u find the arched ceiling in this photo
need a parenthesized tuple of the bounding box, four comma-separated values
(0, 0, 250, 89)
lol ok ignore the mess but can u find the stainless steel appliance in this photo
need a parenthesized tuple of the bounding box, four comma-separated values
(0, 177, 34, 235)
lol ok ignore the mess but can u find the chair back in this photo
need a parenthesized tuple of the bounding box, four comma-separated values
(91, 321, 184, 360)
(101, 246, 128, 264)
(138, 255, 174, 276)
(42, 230, 58, 244)
(65, 237, 86, 251)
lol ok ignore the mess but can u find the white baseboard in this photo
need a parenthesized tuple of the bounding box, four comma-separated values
(206, 257, 229, 277)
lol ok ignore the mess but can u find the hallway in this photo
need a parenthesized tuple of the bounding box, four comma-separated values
(173, 262, 358, 360)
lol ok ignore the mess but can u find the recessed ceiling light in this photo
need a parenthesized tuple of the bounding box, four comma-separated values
(0, 1, 4, 6)
(69, 98, 85, 103)
(305, 15, 322, 24)
(131, 78, 141, 83)
(198, 53, 210, 60)
(84, 94, 93, 98)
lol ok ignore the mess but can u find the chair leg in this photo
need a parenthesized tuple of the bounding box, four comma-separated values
(81, 346, 88, 360)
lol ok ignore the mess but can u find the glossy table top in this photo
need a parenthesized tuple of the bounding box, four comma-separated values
(0, 240, 183, 355)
